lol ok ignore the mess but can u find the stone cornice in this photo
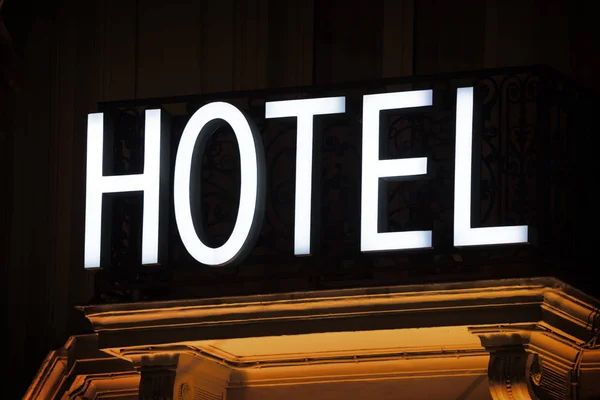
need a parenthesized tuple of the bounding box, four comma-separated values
(23, 347, 69, 400)
(79, 277, 599, 350)
(24, 334, 137, 400)
(27, 277, 600, 399)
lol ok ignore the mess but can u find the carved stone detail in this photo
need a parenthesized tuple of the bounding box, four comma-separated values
(122, 350, 228, 400)
(178, 382, 191, 400)
(487, 347, 539, 400)
(471, 327, 580, 399)
(532, 356, 570, 400)
(139, 367, 177, 400)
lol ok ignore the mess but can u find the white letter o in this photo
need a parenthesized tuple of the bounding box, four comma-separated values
(174, 102, 265, 266)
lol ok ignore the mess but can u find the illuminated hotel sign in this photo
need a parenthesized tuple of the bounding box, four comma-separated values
(84, 87, 528, 269)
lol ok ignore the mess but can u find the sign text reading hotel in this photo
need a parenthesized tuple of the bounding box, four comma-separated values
(84, 88, 528, 269)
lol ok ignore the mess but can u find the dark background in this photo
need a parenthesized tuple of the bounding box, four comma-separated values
(2, 0, 598, 398)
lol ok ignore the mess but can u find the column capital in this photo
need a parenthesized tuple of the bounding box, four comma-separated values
(118, 348, 229, 400)
(471, 327, 576, 399)
(487, 346, 540, 400)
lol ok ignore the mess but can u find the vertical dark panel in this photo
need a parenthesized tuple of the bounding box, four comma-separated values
(0, 13, 16, 383)
(267, 0, 314, 87)
(136, 0, 203, 97)
(233, 0, 269, 90)
(439, 0, 485, 71)
(494, 0, 535, 68)
(1, 16, 18, 400)
(11, 17, 48, 393)
(486, 0, 578, 79)
(314, 0, 383, 84)
(413, 0, 439, 75)
(7, 2, 65, 396)
(200, 0, 235, 93)
(52, 0, 79, 352)
(103, 0, 137, 101)
(414, 0, 486, 74)
(568, 1, 600, 91)
(485, 0, 574, 76)
(382, 0, 415, 78)
(483, 0, 498, 68)
(531, 0, 570, 74)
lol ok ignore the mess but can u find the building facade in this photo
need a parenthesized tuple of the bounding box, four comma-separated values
(2, 0, 599, 398)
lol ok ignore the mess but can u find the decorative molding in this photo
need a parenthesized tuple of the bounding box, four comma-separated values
(64, 372, 139, 399)
(79, 277, 598, 350)
(80, 277, 597, 399)
(122, 351, 228, 400)
(487, 348, 538, 400)
(470, 327, 589, 399)
(23, 347, 69, 400)
(23, 334, 138, 400)
(25, 278, 600, 399)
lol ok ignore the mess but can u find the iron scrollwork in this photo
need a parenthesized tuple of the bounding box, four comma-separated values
(93, 65, 593, 303)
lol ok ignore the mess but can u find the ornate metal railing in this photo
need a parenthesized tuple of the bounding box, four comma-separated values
(92, 65, 596, 303)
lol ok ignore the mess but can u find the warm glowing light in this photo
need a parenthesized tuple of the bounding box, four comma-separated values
(265, 96, 346, 255)
(173, 102, 265, 266)
(361, 90, 433, 252)
(84, 110, 164, 269)
(453, 87, 528, 246)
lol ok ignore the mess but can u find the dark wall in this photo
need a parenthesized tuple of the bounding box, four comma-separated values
(2, 0, 598, 397)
